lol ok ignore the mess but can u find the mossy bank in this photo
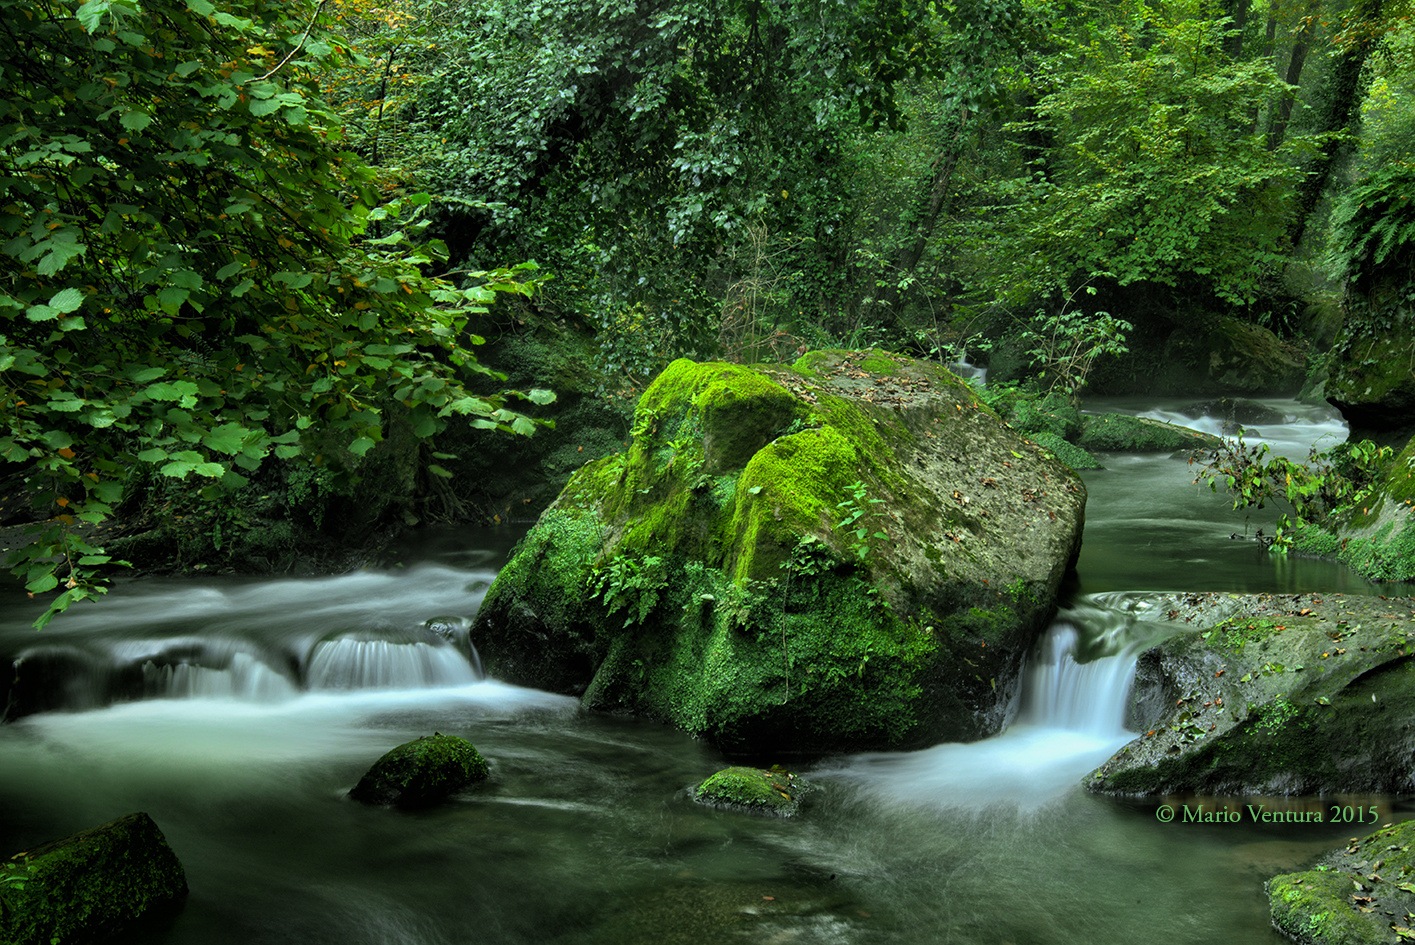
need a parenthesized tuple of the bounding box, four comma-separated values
(470, 350, 1086, 755)
(1088, 592, 1415, 796)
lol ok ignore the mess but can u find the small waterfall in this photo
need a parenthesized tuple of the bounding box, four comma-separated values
(304, 638, 481, 690)
(1018, 623, 1137, 734)
(947, 353, 987, 386)
(825, 618, 1138, 810)
(143, 651, 299, 702)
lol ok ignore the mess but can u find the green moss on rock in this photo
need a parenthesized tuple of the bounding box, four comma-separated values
(1030, 432, 1103, 470)
(349, 733, 489, 808)
(1268, 820, 1415, 945)
(1077, 413, 1224, 452)
(473, 350, 1087, 754)
(693, 766, 803, 816)
(0, 812, 187, 945)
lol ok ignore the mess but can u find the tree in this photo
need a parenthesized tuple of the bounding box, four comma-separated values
(0, 0, 546, 626)
(997, 0, 1315, 308)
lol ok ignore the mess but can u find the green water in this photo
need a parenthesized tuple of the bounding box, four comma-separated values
(1, 397, 1410, 944)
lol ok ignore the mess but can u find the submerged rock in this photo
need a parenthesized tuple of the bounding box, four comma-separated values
(470, 350, 1086, 754)
(693, 766, 803, 816)
(1177, 397, 1288, 431)
(1077, 413, 1224, 453)
(0, 811, 188, 945)
(1087, 592, 1415, 796)
(1267, 820, 1415, 945)
(349, 733, 489, 807)
(1292, 434, 1415, 584)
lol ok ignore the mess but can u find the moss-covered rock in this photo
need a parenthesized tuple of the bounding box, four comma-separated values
(1267, 820, 1415, 945)
(1153, 315, 1306, 396)
(1077, 413, 1224, 452)
(349, 733, 489, 807)
(1326, 244, 1415, 443)
(1087, 592, 1415, 796)
(1291, 435, 1415, 584)
(0, 812, 188, 945)
(471, 350, 1087, 754)
(693, 766, 803, 816)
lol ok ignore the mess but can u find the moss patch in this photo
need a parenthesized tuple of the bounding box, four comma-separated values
(1077, 413, 1224, 452)
(1029, 432, 1103, 470)
(349, 733, 489, 808)
(1292, 435, 1415, 583)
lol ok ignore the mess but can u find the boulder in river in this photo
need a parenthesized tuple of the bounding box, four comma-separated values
(1077, 413, 1224, 453)
(470, 350, 1087, 754)
(1326, 241, 1415, 444)
(349, 733, 489, 807)
(693, 766, 803, 816)
(1267, 819, 1415, 945)
(1153, 315, 1305, 396)
(1291, 433, 1415, 584)
(1087, 592, 1415, 796)
(0, 811, 188, 945)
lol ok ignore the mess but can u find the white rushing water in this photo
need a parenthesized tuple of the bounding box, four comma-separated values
(824, 613, 1141, 811)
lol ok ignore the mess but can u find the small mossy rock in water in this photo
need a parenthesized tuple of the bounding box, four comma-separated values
(693, 766, 802, 816)
(1087, 592, 1415, 796)
(471, 350, 1087, 754)
(1291, 434, 1415, 584)
(0, 811, 188, 945)
(1077, 413, 1223, 453)
(349, 733, 488, 807)
(1267, 820, 1415, 945)
(1153, 315, 1305, 396)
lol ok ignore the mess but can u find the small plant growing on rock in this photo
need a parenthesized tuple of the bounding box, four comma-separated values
(836, 481, 887, 563)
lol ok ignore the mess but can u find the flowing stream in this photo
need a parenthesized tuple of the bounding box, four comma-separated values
(2, 396, 1412, 944)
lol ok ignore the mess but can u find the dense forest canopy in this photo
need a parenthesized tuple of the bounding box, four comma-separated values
(3, 0, 1414, 622)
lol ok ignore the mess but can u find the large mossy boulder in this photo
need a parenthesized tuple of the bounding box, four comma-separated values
(1291, 434, 1415, 584)
(0, 812, 188, 945)
(1087, 592, 1415, 796)
(349, 733, 489, 807)
(470, 350, 1087, 754)
(1268, 820, 1415, 945)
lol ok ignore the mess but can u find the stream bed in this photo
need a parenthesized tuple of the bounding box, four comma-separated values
(2, 396, 1412, 944)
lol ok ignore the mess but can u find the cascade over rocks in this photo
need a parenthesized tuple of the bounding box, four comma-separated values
(0, 812, 188, 945)
(469, 350, 1086, 754)
(1087, 592, 1415, 796)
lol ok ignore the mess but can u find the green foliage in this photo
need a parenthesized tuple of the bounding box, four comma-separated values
(1199, 435, 1395, 552)
(1020, 298, 1132, 404)
(996, 0, 1316, 306)
(0, 0, 546, 626)
(835, 480, 887, 563)
(589, 553, 670, 627)
(1327, 160, 1415, 287)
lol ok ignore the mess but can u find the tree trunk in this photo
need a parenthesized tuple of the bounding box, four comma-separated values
(1287, 0, 1383, 253)
(870, 106, 970, 328)
(1267, 0, 1321, 151)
